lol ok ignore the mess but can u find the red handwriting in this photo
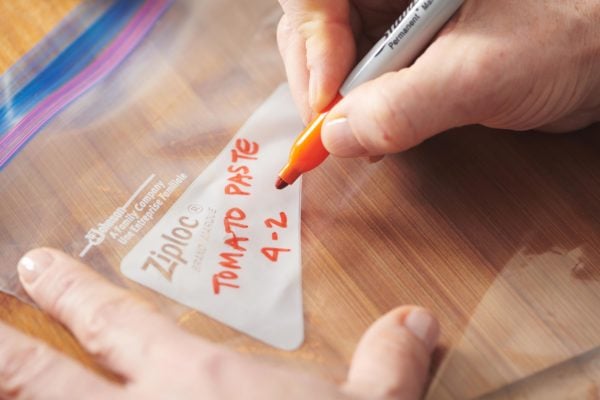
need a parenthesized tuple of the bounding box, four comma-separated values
(213, 207, 248, 294)
(216, 137, 259, 294)
(224, 138, 259, 196)
(261, 247, 291, 262)
(264, 212, 287, 229)
(214, 139, 293, 295)
(261, 212, 290, 263)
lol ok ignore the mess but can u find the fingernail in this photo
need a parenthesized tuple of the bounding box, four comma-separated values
(18, 249, 54, 284)
(404, 309, 439, 353)
(322, 117, 367, 157)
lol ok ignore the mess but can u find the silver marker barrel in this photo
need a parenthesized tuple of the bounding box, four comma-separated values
(340, 0, 464, 96)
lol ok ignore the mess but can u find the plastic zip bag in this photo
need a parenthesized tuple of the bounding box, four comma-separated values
(2, 0, 600, 394)
(0, 0, 309, 351)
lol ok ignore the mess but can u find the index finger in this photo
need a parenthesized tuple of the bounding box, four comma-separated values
(16, 248, 218, 381)
(277, 0, 356, 112)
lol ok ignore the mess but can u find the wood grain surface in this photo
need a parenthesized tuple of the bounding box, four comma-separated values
(1, 1, 599, 399)
(0, 0, 79, 74)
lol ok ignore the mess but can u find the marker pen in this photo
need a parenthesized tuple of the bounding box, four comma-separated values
(276, 0, 465, 189)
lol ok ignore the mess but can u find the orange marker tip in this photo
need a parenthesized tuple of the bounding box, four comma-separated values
(275, 177, 289, 190)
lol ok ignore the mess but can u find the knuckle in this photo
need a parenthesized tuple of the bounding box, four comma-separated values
(462, 47, 500, 88)
(44, 271, 79, 322)
(80, 295, 152, 359)
(455, 46, 507, 109)
(194, 348, 237, 386)
(79, 297, 121, 352)
(200, 351, 250, 398)
(297, 19, 321, 41)
(276, 15, 304, 64)
(370, 75, 421, 152)
(276, 15, 290, 49)
(425, 49, 498, 126)
(162, 344, 236, 397)
(0, 343, 48, 397)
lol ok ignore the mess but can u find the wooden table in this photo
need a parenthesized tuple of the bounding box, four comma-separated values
(1, 1, 599, 399)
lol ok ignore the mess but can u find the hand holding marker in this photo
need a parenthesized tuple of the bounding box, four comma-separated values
(276, 0, 465, 189)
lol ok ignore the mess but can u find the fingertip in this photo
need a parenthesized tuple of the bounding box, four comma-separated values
(374, 305, 440, 354)
(322, 116, 367, 157)
(400, 306, 440, 353)
(17, 247, 100, 307)
(344, 305, 440, 400)
(17, 248, 55, 286)
(21, 247, 57, 261)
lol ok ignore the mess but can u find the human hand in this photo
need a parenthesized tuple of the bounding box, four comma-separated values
(0, 248, 439, 400)
(277, 0, 600, 157)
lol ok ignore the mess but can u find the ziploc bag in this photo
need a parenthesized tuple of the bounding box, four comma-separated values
(4, 0, 600, 394)
(0, 0, 306, 351)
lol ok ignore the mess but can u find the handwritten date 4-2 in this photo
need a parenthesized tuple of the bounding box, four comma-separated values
(213, 211, 292, 295)
(261, 212, 290, 262)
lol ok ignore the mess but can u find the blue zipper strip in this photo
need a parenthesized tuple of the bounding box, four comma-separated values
(0, 0, 145, 135)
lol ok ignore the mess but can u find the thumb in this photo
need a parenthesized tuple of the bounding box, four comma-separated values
(343, 306, 439, 400)
(321, 47, 472, 156)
